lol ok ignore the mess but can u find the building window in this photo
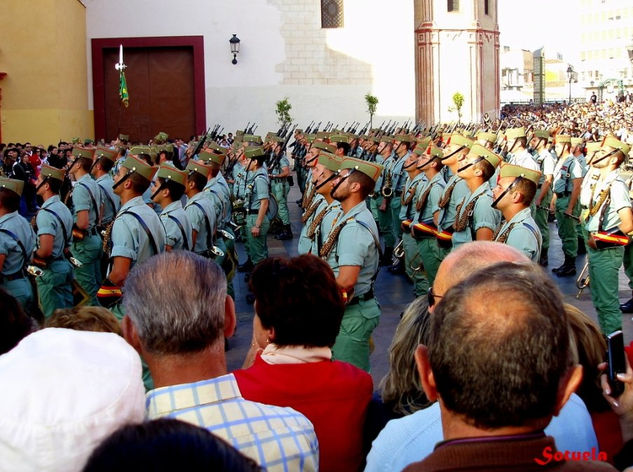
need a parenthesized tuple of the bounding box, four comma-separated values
(484, 0, 489, 15)
(321, 0, 344, 28)
(448, 0, 459, 12)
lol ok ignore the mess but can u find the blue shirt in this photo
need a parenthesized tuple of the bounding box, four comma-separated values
(0, 211, 35, 274)
(72, 174, 102, 229)
(36, 195, 73, 259)
(184, 192, 217, 254)
(95, 174, 120, 225)
(146, 374, 319, 472)
(159, 201, 193, 251)
(365, 393, 598, 472)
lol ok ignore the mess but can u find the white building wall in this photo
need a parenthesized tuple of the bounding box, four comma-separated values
(84, 0, 415, 135)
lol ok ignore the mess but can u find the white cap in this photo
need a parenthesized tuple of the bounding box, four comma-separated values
(0, 328, 145, 472)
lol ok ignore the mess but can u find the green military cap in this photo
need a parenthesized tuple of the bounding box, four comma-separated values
(164, 143, 174, 153)
(379, 135, 393, 143)
(206, 141, 228, 155)
(84, 138, 94, 146)
(413, 138, 432, 155)
(71, 137, 80, 144)
(118, 133, 129, 142)
(602, 135, 631, 156)
(235, 130, 245, 137)
(499, 163, 541, 185)
(571, 137, 584, 147)
(586, 141, 602, 154)
(368, 135, 382, 144)
(264, 132, 274, 142)
(312, 141, 336, 153)
(461, 130, 474, 139)
(94, 147, 117, 162)
(199, 149, 226, 166)
(394, 134, 415, 143)
(185, 159, 211, 178)
(416, 136, 432, 148)
(415, 144, 443, 158)
(129, 145, 150, 156)
(556, 135, 571, 144)
(244, 146, 266, 160)
(447, 133, 474, 149)
(468, 144, 501, 168)
(71, 147, 94, 160)
(305, 134, 316, 143)
(40, 164, 66, 182)
(121, 155, 158, 181)
(317, 152, 343, 172)
(533, 129, 550, 139)
(148, 145, 159, 159)
(154, 131, 169, 143)
(0, 177, 24, 196)
(316, 131, 330, 140)
(505, 127, 526, 140)
(340, 157, 384, 182)
(242, 134, 263, 144)
(156, 164, 187, 186)
(330, 134, 351, 144)
(270, 135, 284, 143)
(476, 131, 497, 143)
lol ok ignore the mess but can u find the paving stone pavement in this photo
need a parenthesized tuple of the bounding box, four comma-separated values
(225, 178, 633, 389)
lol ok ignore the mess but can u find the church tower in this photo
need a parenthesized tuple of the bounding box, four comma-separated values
(414, 0, 500, 124)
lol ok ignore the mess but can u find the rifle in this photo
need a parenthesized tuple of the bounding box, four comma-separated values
(249, 124, 257, 134)
(191, 127, 211, 158)
(313, 121, 322, 133)
(244, 122, 250, 133)
(358, 121, 369, 136)
(305, 121, 315, 134)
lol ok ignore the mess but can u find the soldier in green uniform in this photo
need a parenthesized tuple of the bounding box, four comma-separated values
(550, 135, 584, 277)
(0, 177, 36, 312)
(268, 138, 293, 240)
(492, 164, 543, 262)
(151, 164, 192, 251)
(398, 143, 428, 294)
(581, 136, 633, 334)
(184, 160, 217, 257)
(373, 137, 395, 265)
(411, 144, 446, 292)
(321, 157, 383, 372)
(306, 153, 343, 256)
(532, 130, 556, 266)
(67, 147, 103, 306)
(436, 133, 474, 254)
(92, 147, 120, 229)
(452, 144, 501, 248)
(97, 155, 166, 312)
(242, 147, 271, 268)
(388, 135, 414, 274)
(33, 165, 74, 317)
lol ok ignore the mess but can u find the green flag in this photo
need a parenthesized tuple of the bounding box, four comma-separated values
(119, 70, 129, 108)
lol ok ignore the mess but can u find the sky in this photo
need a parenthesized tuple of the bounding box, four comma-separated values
(497, 0, 581, 63)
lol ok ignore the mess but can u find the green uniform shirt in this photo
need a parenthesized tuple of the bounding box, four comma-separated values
(452, 182, 501, 248)
(584, 172, 631, 233)
(311, 200, 342, 256)
(326, 201, 380, 297)
(494, 207, 542, 262)
(416, 172, 446, 222)
(160, 200, 193, 251)
(72, 174, 102, 229)
(96, 174, 120, 225)
(437, 174, 470, 232)
(36, 195, 73, 258)
(185, 192, 217, 254)
(553, 155, 584, 194)
(399, 173, 427, 221)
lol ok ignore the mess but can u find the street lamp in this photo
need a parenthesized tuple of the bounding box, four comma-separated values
(566, 65, 574, 103)
(229, 34, 240, 65)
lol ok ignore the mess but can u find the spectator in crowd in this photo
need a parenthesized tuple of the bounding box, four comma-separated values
(45, 305, 122, 335)
(234, 254, 372, 472)
(0, 287, 36, 354)
(83, 418, 262, 472)
(403, 261, 615, 471)
(121, 251, 319, 471)
(366, 242, 599, 471)
(0, 328, 145, 471)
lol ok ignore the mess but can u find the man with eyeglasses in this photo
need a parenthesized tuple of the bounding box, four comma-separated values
(579, 136, 633, 335)
(320, 157, 383, 372)
(492, 164, 542, 262)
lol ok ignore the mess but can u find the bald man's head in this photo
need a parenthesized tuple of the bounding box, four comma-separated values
(431, 242, 529, 311)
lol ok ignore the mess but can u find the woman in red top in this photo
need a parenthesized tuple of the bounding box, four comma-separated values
(234, 255, 373, 472)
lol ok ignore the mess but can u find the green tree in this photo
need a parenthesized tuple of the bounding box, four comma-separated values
(275, 97, 293, 126)
(365, 93, 379, 129)
(451, 92, 464, 123)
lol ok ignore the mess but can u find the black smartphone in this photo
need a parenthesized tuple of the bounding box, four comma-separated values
(607, 330, 626, 398)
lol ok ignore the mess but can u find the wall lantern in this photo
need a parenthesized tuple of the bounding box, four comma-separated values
(229, 34, 241, 65)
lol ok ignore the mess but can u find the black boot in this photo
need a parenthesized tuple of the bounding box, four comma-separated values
(620, 292, 633, 313)
(555, 255, 577, 277)
(381, 247, 394, 266)
(539, 251, 548, 267)
(237, 258, 254, 273)
(577, 237, 587, 255)
(277, 225, 293, 240)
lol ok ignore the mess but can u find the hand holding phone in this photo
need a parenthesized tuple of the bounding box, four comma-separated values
(607, 330, 626, 398)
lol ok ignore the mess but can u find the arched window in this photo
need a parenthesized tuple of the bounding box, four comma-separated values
(321, 0, 344, 28)
(447, 0, 459, 12)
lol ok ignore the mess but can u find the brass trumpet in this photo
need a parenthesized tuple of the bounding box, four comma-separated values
(393, 240, 405, 259)
(381, 172, 393, 198)
(575, 257, 590, 299)
(210, 245, 225, 258)
(218, 229, 234, 241)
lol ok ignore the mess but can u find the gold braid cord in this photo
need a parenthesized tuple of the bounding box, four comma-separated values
(307, 206, 330, 239)
(438, 179, 458, 209)
(301, 198, 322, 224)
(319, 217, 353, 259)
(493, 221, 517, 244)
(401, 182, 418, 206)
(301, 183, 316, 210)
(101, 220, 115, 256)
(415, 184, 434, 213)
(589, 185, 612, 218)
(453, 197, 477, 232)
